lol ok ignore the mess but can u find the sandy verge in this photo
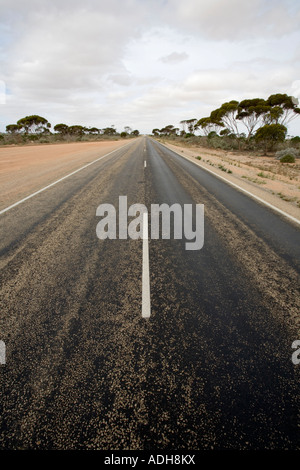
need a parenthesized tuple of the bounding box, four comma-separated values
(159, 140, 300, 223)
(0, 140, 132, 210)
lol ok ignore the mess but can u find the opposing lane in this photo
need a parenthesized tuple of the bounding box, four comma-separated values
(145, 139, 299, 449)
(151, 139, 300, 270)
(0, 137, 299, 450)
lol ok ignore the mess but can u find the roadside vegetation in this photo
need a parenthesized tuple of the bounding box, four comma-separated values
(152, 93, 300, 158)
(1, 116, 140, 146)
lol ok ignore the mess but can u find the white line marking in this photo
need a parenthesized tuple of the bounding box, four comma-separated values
(144, 160, 147, 168)
(142, 211, 151, 318)
(0, 142, 133, 216)
(156, 140, 300, 227)
(0, 340, 6, 365)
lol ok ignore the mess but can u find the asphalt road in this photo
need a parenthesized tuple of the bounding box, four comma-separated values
(0, 137, 299, 450)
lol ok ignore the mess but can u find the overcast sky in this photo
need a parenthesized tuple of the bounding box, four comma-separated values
(0, 0, 300, 135)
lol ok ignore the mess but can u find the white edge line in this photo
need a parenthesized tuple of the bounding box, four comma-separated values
(0, 141, 133, 216)
(142, 211, 151, 318)
(155, 139, 300, 227)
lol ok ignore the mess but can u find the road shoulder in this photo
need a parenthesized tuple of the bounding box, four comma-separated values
(155, 139, 300, 225)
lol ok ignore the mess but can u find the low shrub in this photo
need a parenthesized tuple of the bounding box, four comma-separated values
(275, 147, 299, 160)
(280, 154, 295, 163)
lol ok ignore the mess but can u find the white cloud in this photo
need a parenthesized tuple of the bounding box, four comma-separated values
(290, 80, 300, 104)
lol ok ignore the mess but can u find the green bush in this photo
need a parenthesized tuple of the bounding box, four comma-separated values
(275, 147, 298, 160)
(279, 154, 295, 163)
(27, 134, 39, 141)
(207, 131, 218, 139)
(255, 123, 287, 154)
(209, 136, 239, 150)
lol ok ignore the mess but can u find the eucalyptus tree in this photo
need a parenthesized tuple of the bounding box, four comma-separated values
(6, 124, 21, 134)
(102, 127, 117, 135)
(159, 125, 177, 136)
(210, 101, 240, 136)
(68, 125, 85, 136)
(54, 123, 69, 135)
(186, 118, 198, 135)
(17, 115, 50, 134)
(88, 127, 100, 134)
(265, 93, 300, 126)
(236, 98, 270, 139)
(197, 117, 224, 136)
(180, 120, 188, 133)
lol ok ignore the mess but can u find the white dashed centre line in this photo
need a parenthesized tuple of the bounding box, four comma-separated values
(142, 211, 151, 318)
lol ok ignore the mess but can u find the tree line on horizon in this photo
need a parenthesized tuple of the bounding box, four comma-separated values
(152, 93, 300, 153)
(4, 116, 140, 139)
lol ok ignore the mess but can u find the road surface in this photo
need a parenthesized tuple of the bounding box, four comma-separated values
(0, 137, 299, 450)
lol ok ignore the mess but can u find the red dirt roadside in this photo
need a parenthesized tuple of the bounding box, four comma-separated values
(0, 140, 130, 210)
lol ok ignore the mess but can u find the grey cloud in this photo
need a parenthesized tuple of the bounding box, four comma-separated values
(129, 64, 300, 116)
(1, 3, 145, 103)
(162, 0, 300, 40)
(107, 74, 134, 87)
